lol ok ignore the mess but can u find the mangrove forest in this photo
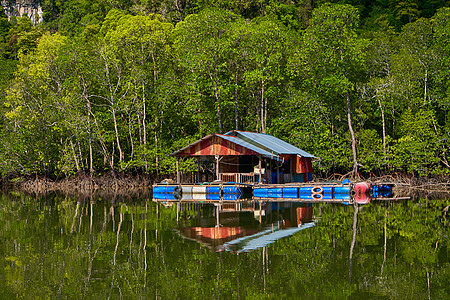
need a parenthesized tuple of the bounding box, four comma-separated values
(0, 0, 449, 181)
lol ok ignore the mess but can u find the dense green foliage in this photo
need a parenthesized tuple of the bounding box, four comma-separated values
(0, 1, 449, 178)
(0, 192, 448, 298)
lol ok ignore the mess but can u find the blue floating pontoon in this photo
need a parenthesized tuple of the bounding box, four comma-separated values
(321, 186, 334, 200)
(268, 188, 283, 198)
(206, 186, 221, 194)
(254, 187, 269, 198)
(153, 185, 180, 194)
(282, 187, 299, 198)
(223, 186, 243, 194)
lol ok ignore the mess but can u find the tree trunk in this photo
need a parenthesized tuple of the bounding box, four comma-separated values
(142, 83, 148, 171)
(70, 139, 80, 172)
(112, 107, 123, 163)
(210, 56, 222, 133)
(264, 88, 268, 134)
(424, 68, 428, 104)
(346, 90, 358, 174)
(128, 114, 134, 161)
(89, 136, 93, 175)
(155, 124, 159, 176)
(85, 93, 112, 171)
(77, 142, 84, 170)
(261, 79, 265, 133)
(87, 111, 93, 175)
(377, 93, 387, 164)
(216, 87, 222, 133)
(235, 71, 239, 130)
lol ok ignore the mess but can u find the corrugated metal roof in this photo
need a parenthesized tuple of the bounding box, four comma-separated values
(217, 134, 278, 158)
(224, 131, 315, 158)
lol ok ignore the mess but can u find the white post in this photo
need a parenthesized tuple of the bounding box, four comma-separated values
(215, 155, 220, 181)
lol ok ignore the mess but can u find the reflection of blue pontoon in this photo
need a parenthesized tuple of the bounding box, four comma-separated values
(254, 185, 351, 201)
(217, 221, 315, 254)
(152, 183, 250, 202)
(371, 184, 394, 198)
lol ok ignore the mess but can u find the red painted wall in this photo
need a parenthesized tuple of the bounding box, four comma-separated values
(177, 136, 260, 156)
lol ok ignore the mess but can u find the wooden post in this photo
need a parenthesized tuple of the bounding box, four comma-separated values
(215, 155, 220, 181)
(258, 156, 262, 183)
(176, 157, 180, 184)
(197, 158, 201, 183)
(276, 160, 280, 184)
(268, 159, 271, 184)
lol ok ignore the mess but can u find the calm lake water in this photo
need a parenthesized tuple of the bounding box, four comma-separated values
(0, 190, 448, 299)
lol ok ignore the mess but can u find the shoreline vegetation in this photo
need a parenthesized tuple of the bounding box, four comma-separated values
(1, 172, 449, 197)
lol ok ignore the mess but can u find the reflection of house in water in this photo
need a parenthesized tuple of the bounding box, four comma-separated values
(174, 201, 315, 253)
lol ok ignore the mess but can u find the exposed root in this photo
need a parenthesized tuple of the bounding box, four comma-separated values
(16, 173, 155, 195)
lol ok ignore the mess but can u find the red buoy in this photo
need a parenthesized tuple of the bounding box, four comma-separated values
(354, 182, 371, 204)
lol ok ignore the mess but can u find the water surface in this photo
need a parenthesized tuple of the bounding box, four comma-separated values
(0, 190, 448, 299)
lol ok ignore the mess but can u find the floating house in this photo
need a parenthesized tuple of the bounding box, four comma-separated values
(170, 130, 315, 184)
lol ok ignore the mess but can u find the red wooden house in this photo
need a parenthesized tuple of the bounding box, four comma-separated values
(170, 131, 315, 184)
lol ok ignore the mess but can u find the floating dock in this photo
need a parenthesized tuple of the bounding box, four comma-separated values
(153, 182, 252, 202)
(152, 181, 395, 204)
(253, 184, 352, 202)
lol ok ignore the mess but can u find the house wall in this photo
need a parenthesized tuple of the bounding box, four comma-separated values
(178, 136, 260, 156)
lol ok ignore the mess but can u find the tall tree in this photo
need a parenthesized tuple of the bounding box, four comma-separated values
(104, 12, 174, 172)
(242, 15, 291, 133)
(299, 3, 369, 175)
(393, 18, 436, 108)
(174, 8, 244, 134)
(2, 32, 70, 175)
(364, 30, 397, 167)
(431, 7, 450, 171)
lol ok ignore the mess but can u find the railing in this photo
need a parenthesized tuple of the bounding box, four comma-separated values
(219, 173, 266, 184)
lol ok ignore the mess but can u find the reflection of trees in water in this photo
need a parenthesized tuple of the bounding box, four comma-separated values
(0, 191, 448, 298)
(349, 203, 358, 283)
(395, 186, 450, 200)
